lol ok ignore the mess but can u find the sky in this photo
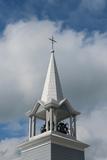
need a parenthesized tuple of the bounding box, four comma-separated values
(0, 0, 107, 160)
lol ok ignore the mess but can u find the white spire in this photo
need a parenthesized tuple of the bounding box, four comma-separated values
(41, 52, 63, 103)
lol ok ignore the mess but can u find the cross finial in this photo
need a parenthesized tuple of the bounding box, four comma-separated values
(49, 35, 56, 53)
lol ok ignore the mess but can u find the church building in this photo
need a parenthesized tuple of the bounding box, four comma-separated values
(18, 37, 89, 160)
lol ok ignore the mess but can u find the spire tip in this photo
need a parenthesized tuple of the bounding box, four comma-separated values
(49, 36, 56, 53)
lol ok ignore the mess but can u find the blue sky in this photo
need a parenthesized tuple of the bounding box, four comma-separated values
(0, 1, 107, 160)
(0, 0, 107, 32)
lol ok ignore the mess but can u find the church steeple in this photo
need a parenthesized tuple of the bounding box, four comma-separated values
(26, 49, 80, 138)
(19, 38, 89, 160)
(41, 52, 63, 103)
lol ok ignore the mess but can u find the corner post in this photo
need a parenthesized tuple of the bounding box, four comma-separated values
(29, 116, 32, 139)
(54, 110, 57, 131)
(32, 115, 36, 137)
(46, 110, 49, 131)
(73, 115, 76, 139)
(50, 108, 53, 131)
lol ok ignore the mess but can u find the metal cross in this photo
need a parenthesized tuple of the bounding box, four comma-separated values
(49, 35, 56, 53)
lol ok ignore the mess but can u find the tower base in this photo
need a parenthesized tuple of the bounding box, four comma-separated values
(18, 131, 89, 160)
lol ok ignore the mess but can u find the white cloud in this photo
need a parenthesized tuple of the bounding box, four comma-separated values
(78, 106, 107, 140)
(77, 106, 107, 160)
(0, 18, 60, 121)
(0, 18, 107, 121)
(0, 18, 107, 160)
(0, 138, 22, 160)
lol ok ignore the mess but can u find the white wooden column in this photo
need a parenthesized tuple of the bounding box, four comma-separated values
(50, 108, 53, 131)
(46, 110, 49, 131)
(34, 116, 36, 136)
(29, 116, 32, 139)
(73, 116, 76, 139)
(31, 115, 35, 137)
(54, 110, 57, 131)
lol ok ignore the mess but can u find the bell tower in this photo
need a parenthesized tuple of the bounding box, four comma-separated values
(18, 38, 89, 160)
